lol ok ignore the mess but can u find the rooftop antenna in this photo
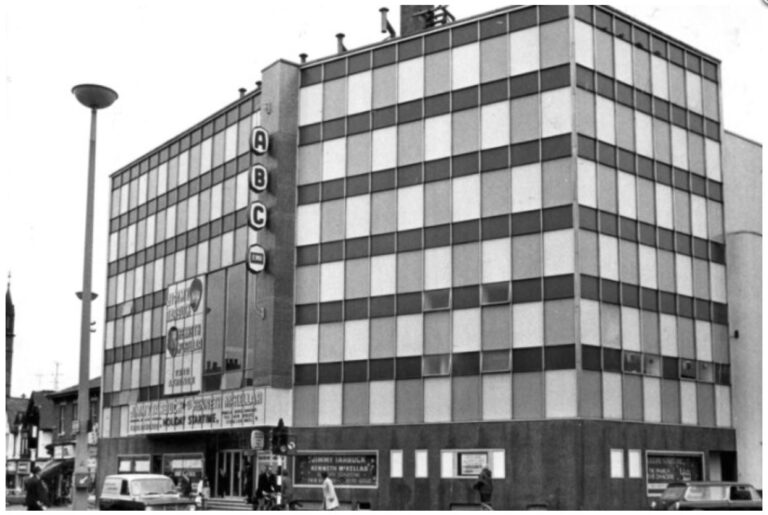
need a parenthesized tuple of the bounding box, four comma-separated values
(413, 5, 456, 28)
(380, 7, 396, 38)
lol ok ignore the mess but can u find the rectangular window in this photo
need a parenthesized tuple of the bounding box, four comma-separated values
(390, 450, 403, 478)
(415, 450, 429, 478)
(452, 43, 480, 90)
(610, 449, 624, 478)
(628, 450, 642, 478)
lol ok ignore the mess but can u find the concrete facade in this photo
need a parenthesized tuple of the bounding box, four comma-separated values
(722, 131, 762, 489)
(96, 5, 760, 510)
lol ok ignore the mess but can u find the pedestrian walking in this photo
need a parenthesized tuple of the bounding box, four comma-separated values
(321, 471, 339, 510)
(472, 467, 493, 510)
(280, 468, 297, 510)
(24, 466, 49, 511)
(256, 465, 277, 510)
(178, 471, 192, 498)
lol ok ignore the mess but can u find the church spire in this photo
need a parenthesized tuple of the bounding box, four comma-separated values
(6, 271, 15, 398)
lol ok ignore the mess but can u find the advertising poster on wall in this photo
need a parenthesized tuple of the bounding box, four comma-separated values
(164, 276, 205, 394)
(646, 452, 704, 497)
(127, 387, 265, 436)
(294, 452, 378, 488)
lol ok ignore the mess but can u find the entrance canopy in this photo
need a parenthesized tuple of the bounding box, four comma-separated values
(40, 459, 74, 479)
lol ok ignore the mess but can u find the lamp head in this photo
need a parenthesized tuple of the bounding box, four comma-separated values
(72, 84, 118, 109)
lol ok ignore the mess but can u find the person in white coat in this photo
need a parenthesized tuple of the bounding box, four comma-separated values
(321, 471, 339, 510)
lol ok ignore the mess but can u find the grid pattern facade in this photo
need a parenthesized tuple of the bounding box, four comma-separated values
(100, 97, 262, 438)
(291, 5, 732, 428)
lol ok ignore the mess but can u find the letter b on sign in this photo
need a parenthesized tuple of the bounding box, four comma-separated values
(249, 202, 267, 230)
(251, 127, 269, 155)
(250, 165, 268, 193)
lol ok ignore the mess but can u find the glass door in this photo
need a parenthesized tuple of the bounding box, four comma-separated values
(215, 450, 244, 498)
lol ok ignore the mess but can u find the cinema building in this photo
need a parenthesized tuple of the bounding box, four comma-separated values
(98, 5, 761, 510)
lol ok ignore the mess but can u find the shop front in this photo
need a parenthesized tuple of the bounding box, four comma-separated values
(99, 385, 292, 506)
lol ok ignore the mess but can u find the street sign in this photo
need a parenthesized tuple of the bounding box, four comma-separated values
(74, 472, 91, 490)
(251, 429, 265, 450)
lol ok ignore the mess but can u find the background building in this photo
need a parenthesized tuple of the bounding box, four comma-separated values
(5, 392, 55, 500)
(722, 132, 762, 490)
(97, 4, 760, 510)
(44, 377, 101, 505)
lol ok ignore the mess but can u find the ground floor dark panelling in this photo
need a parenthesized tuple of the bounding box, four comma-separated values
(97, 420, 735, 510)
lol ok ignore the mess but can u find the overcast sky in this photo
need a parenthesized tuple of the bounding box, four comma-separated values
(1, 1, 765, 397)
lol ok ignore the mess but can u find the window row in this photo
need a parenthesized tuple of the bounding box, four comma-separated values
(299, 66, 574, 147)
(294, 275, 727, 327)
(580, 137, 722, 205)
(575, 90, 721, 181)
(107, 228, 251, 307)
(292, 304, 728, 364)
(575, 6, 718, 81)
(294, 206, 725, 271)
(297, 170, 579, 241)
(574, 19, 718, 119)
(579, 233, 727, 301)
(110, 151, 255, 235)
(112, 112, 260, 217)
(299, 93, 573, 182)
(292, 374, 732, 427)
(294, 173, 722, 250)
(293, 239, 726, 305)
(297, 233, 574, 301)
(292, 351, 729, 387)
(576, 66, 720, 142)
(582, 346, 729, 383)
(108, 207, 251, 278)
(111, 96, 260, 190)
(299, 18, 572, 125)
(578, 160, 724, 237)
(294, 347, 579, 382)
(580, 206, 725, 262)
(301, 5, 570, 86)
(109, 172, 250, 262)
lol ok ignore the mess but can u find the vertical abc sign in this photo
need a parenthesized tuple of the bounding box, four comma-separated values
(250, 165, 268, 193)
(249, 202, 267, 230)
(251, 127, 269, 155)
(248, 244, 267, 274)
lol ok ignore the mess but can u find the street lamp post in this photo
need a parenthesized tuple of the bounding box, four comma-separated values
(71, 84, 117, 510)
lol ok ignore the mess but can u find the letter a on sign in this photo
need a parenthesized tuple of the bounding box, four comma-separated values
(249, 202, 267, 230)
(251, 127, 269, 155)
(248, 244, 267, 273)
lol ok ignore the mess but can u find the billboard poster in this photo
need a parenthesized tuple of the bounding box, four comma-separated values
(294, 452, 378, 488)
(164, 277, 205, 394)
(646, 452, 703, 497)
(127, 387, 265, 435)
(458, 452, 488, 476)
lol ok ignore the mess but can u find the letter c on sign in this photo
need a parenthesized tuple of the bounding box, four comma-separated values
(249, 202, 267, 230)
(251, 127, 269, 155)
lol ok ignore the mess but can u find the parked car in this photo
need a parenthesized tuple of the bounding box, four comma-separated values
(651, 481, 762, 510)
(99, 474, 197, 510)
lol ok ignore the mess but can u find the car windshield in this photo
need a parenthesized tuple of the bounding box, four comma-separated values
(661, 486, 687, 500)
(684, 485, 728, 501)
(130, 478, 177, 496)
